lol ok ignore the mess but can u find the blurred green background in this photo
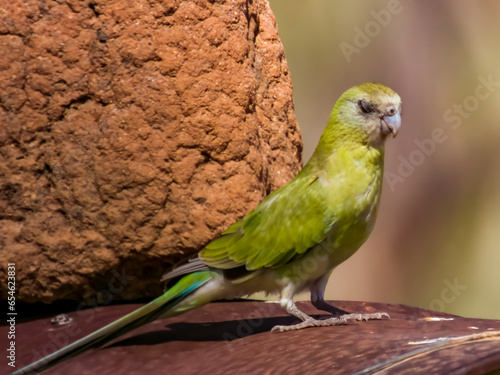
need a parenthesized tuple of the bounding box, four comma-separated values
(268, 0, 500, 319)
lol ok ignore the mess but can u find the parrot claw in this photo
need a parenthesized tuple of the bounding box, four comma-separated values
(271, 312, 390, 332)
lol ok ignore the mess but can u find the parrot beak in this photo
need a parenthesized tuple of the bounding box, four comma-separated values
(381, 112, 401, 138)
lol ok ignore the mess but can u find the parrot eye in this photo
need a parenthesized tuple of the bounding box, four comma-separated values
(358, 100, 374, 114)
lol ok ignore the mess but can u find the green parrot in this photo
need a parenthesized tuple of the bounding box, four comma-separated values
(14, 82, 401, 375)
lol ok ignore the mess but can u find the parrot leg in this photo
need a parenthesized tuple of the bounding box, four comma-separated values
(311, 297, 350, 316)
(271, 283, 390, 332)
(271, 300, 390, 333)
(312, 297, 391, 325)
(271, 298, 351, 332)
(310, 272, 350, 316)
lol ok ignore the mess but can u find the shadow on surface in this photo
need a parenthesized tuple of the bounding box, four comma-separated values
(110, 314, 325, 346)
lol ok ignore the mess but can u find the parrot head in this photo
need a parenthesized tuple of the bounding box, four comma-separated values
(327, 82, 402, 148)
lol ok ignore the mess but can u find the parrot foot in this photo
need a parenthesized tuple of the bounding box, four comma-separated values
(342, 312, 391, 322)
(271, 316, 349, 332)
(271, 312, 390, 333)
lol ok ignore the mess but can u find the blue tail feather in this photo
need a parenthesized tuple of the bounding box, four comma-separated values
(12, 271, 214, 375)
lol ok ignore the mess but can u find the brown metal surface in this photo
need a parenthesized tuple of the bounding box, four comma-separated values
(7, 301, 500, 375)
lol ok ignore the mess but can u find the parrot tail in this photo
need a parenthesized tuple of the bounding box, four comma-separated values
(13, 271, 215, 375)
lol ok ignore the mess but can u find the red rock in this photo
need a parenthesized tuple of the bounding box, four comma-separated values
(0, 0, 302, 303)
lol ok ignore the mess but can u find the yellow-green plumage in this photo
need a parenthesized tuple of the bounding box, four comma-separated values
(14, 83, 401, 375)
(201, 83, 397, 276)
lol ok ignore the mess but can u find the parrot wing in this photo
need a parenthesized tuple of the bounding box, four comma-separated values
(199, 172, 333, 271)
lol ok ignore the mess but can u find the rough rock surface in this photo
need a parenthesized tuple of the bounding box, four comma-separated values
(9, 301, 500, 374)
(0, 0, 302, 303)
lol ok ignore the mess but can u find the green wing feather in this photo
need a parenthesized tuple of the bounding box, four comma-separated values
(200, 168, 333, 271)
